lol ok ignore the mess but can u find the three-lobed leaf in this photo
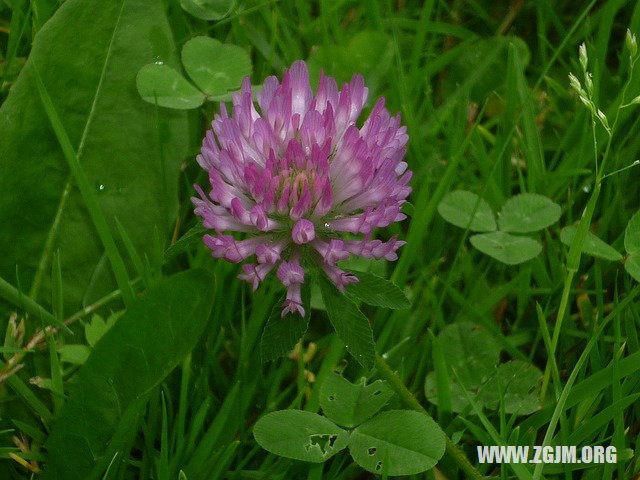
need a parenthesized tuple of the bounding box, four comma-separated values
(136, 64, 205, 109)
(349, 410, 446, 476)
(498, 193, 561, 233)
(470, 231, 542, 265)
(43, 269, 215, 480)
(182, 36, 252, 97)
(319, 373, 394, 428)
(345, 270, 410, 309)
(437, 190, 497, 232)
(560, 226, 622, 262)
(253, 410, 349, 463)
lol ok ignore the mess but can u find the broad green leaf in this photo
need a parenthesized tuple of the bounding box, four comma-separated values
(497, 193, 561, 233)
(43, 269, 215, 480)
(349, 410, 445, 475)
(318, 275, 375, 369)
(0, 0, 190, 313)
(319, 373, 394, 428)
(470, 231, 542, 265)
(182, 37, 251, 97)
(437, 190, 497, 232)
(345, 270, 410, 309)
(624, 210, 640, 254)
(560, 226, 622, 261)
(261, 281, 311, 362)
(253, 410, 349, 463)
(180, 0, 235, 21)
(136, 64, 205, 109)
(57, 344, 90, 365)
(477, 360, 542, 415)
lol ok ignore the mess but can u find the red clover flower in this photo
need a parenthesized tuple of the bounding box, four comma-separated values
(192, 61, 411, 316)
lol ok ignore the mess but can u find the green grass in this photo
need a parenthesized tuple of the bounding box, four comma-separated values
(1, 0, 640, 479)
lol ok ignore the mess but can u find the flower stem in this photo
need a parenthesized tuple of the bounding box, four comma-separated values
(375, 354, 485, 480)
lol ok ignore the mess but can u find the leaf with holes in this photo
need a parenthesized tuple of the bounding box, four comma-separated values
(345, 270, 410, 309)
(470, 231, 542, 265)
(253, 410, 349, 463)
(180, 0, 235, 21)
(136, 64, 205, 109)
(261, 281, 311, 362)
(437, 190, 497, 232)
(349, 410, 445, 475)
(498, 193, 561, 233)
(182, 37, 251, 97)
(560, 226, 622, 262)
(319, 373, 394, 428)
(318, 275, 375, 369)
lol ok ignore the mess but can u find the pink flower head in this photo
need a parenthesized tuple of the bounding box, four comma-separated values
(192, 61, 411, 316)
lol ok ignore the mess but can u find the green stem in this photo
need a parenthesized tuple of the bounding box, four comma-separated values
(540, 55, 637, 399)
(375, 355, 485, 480)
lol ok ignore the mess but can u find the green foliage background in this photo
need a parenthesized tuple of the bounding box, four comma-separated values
(1, 0, 640, 478)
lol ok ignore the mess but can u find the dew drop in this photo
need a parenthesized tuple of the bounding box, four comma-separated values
(582, 184, 591, 193)
(155, 60, 164, 65)
(97, 184, 106, 192)
(324, 222, 330, 228)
